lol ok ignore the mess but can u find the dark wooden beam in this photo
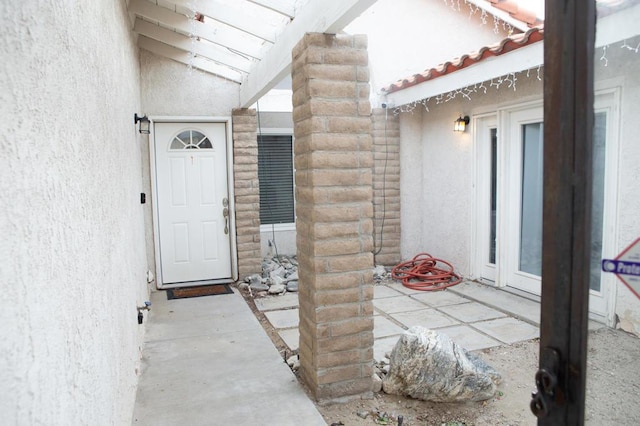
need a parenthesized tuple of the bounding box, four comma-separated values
(532, 0, 596, 423)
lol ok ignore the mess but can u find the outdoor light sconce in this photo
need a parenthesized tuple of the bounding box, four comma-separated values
(454, 115, 470, 132)
(134, 113, 150, 134)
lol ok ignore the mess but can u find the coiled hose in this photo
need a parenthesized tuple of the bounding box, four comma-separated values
(391, 253, 462, 291)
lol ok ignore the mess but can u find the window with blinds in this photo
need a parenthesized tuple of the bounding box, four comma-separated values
(257, 135, 294, 225)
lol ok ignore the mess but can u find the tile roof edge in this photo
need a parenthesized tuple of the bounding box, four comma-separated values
(382, 26, 544, 94)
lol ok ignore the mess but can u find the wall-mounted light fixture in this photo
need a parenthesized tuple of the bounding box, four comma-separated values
(134, 113, 150, 134)
(454, 115, 470, 133)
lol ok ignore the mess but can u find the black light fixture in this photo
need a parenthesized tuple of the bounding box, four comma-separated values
(134, 113, 150, 134)
(454, 115, 470, 132)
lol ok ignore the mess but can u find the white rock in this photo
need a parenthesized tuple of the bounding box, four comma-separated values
(382, 326, 501, 402)
(287, 355, 300, 370)
(270, 275, 285, 287)
(284, 271, 299, 282)
(372, 372, 383, 393)
(268, 284, 286, 294)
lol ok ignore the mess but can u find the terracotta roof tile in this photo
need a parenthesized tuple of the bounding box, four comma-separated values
(382, 26, 544, 94)
(489, 0, 543, 27)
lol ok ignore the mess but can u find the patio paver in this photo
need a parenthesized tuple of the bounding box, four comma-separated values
(410, 290, 472, 308)
(264, 308, 299, 329)
(278, 328, 300, 351)
(374, 284, 405, 299)
(374, 335, 402, 361)
(437, 324, 502, 351)
(373, 295, 428, 314)
(472, 317, 540, 344)
(255, 293, 299, 311)
(374, 315, 406, 338)
(390, 308, 460, 330)
(438, 301, 507, 323)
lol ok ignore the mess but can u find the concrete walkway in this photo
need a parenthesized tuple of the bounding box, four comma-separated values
(131, 289, 325, 425)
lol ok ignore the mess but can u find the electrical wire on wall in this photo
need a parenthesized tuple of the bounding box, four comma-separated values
(373, 104, 390, 264)
(256, 100, 281, 265)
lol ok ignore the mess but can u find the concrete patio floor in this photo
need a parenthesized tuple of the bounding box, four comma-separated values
(132, 280, 603, 425)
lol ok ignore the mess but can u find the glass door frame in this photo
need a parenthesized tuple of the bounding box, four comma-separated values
(472, 91, 619, 324)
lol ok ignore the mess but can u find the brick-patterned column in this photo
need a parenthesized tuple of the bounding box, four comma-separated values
(371, 108, 401, 266)
(232, 108, 262, 279)
(292, 33, 374, 401)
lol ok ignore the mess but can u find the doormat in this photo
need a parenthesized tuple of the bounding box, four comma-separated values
(166, 284, 233, 300)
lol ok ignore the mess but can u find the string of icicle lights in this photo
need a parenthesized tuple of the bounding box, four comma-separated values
(599, 38, 640, 67)
(392, 35, 640, 116)
(443, 0, 516, 35)
(392, 66, 542, 116)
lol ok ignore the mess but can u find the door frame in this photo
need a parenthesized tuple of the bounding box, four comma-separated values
(471, 91, 620, 325)
(149, 116, 238, 289)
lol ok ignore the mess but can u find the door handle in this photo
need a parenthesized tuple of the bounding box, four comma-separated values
(222, 202, 229, 235)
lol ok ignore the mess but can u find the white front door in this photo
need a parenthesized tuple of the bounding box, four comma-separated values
(154, 122, 232, 287)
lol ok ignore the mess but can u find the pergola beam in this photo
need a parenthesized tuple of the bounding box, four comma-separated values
(138, 36, 243, 82)
(246, 0, 296, 18)
(239, 0, 378, 107)
(170, 0, 278, 43)
(134, 19, 253, 73)
(130, 0, 264, 59)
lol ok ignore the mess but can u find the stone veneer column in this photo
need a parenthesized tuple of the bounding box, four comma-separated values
(292, 33, 374, 401)
(231, 108, 262, 279)
(371, 108, 401, 266)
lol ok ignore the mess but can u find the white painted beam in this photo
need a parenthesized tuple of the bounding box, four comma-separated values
(129, 0, 264, 59)
(595, 2, 640, 47)
(134, 19, 253, 73)
(239, 0, 378, 107)
(138, 36, 243, 82)
(170, 0, 279, 43)
(246, 0, 296, 18)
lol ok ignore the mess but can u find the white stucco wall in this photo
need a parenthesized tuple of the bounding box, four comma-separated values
(1, 1, 149, 424)
(594, 39, 640, 334)
(140, 50, 240, 116)
(399, 70, 543, 275)
(345, 0, 510, 106)
(139, 50, 241, 277)
(398, 35, 640, 331)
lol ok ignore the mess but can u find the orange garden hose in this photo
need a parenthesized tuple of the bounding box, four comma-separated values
(391, 253, 462, 291)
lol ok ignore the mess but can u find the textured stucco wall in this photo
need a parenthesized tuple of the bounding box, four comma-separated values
(0, 1, 148, 424)
(399, 110, 425, 259)
(399, 39, 640, 331)
(140, 50, 240, 116)
(594, 38, 640, 334)
(345, 0, 510, 105)
(398, 71, 543, 274)
(139, 50, 241, 277)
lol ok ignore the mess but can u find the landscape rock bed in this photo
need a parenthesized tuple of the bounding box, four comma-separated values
(239, 255, 300, 296)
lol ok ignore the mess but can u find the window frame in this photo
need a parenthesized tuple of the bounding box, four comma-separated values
(256, 128, 295, 230)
